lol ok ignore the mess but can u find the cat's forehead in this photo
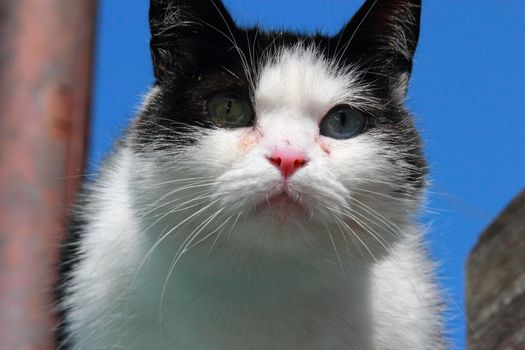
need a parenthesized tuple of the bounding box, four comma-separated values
(254, 46, 373, 118)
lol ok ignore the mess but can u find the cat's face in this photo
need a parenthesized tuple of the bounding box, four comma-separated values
(131, 0, 425, 260)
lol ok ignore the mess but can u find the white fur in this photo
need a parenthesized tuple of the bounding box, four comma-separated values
(61, 47, 444, 349)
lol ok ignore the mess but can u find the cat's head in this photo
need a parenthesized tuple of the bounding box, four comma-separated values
(130, 0, 425, 262)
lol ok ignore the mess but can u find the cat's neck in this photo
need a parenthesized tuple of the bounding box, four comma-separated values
(135, 230, 374, 349)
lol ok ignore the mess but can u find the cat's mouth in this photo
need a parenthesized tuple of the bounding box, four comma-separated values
(254, 189, 307, 221)
(266, 191, 298, 206)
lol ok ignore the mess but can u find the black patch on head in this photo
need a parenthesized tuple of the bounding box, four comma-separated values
(133, 0, 425, 189)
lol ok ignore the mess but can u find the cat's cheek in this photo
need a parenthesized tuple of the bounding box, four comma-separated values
(316, 135, 332, 154)
(238, 127, 263, 152)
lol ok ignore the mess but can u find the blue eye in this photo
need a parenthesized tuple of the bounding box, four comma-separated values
(319, 105, 366, 140)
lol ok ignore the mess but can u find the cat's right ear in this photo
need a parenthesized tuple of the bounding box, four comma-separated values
(149, 0, 237, 81)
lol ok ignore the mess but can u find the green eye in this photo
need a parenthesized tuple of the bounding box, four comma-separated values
(207, 93, 253, 128)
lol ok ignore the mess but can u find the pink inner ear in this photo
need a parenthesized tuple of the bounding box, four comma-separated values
(268, 149, 307, 178)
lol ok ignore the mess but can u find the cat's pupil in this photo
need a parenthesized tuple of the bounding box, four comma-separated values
(335, 114, 345, 127)
(319, 105, 365, 140)
(207, 93, 253, 128)
(335, 114, 351, 132)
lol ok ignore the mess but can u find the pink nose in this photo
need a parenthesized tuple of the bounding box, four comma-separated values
(268, 149, 307, 178)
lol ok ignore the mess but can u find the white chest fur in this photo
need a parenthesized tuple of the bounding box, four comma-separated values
(62, 148, 443, 350)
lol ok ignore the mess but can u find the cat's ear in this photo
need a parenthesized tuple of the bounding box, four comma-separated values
(335, 0, 421, 97)
(149, 0, 237, 81)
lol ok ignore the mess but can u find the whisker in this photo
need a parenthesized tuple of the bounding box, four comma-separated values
(345, 199, 402, 238)
(335, 0, 380, 68)
(331, 213, 378, 263)
(204, 212, 238, 264)
(326, 225, 346, 274)
(159, 207, 226, 338)
(186, 212, 232, 251)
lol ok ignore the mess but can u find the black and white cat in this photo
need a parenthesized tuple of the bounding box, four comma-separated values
(56, 0, 445, 349)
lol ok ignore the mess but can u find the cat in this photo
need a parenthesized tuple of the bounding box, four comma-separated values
(56, 0, 446, 349)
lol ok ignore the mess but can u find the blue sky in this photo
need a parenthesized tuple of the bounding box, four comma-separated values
(91, 1, 525, 348)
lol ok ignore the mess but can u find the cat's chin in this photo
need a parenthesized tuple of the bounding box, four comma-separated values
(254, 191, 309, 223)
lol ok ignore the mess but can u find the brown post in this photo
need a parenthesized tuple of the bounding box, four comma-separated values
(0, 1, 97, 349)
(467, 190, 525, 349)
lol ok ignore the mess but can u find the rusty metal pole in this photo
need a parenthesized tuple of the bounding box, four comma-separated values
(0, 1, 97, 349)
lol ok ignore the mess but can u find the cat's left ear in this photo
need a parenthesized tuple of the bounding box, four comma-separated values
(335, 0, 421, 98)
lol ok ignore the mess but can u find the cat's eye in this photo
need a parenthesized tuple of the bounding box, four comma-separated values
(207, 93, 253, 128)
(319, 105, 366, 140)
